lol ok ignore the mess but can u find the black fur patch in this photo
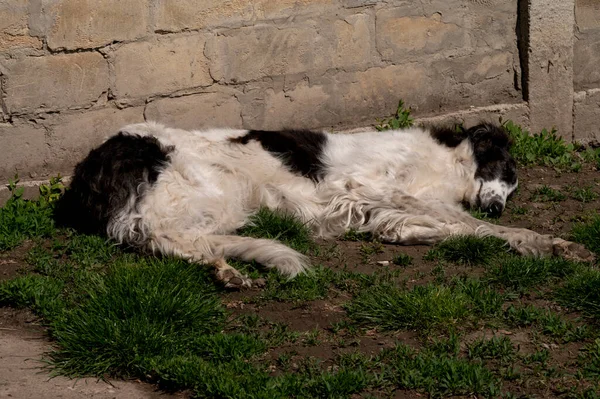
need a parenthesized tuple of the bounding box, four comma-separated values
(467, 123, 517, 184)
(231, 129, 328, 181)
(429, 124, 468, 148)
(55, 133, 172, 235)
(429, 123, 517, 184)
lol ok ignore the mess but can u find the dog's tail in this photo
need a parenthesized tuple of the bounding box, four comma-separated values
(150, 233, 309, 278)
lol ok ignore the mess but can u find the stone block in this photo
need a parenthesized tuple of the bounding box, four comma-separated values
(3, 52, 109, 114)
(453, 52, 514, 85)
(112, 35, 212, 99)
(208, 15, 371, 83)
(145, 92, 243, 130)
(574, 34, 600, 91)
(46, 0, 150, 50)
(416, 103, 530, 130)
(576, 0, 600, 31)
(526, 0, 575, 138)
(240, 64, 430, 130)
(155, 0, 334, 32)
(0, 122, 49, 182)
(574, 89, 600, 144)
(155, 0, 254, 32)
(46, 107, 145, 175)
(0, 0, 43, 52)
(0, 0, 28, 35)
(253, 0, 335, 19)
(376, 10, 469, 61)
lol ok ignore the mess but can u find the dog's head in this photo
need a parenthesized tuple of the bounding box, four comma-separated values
(467, 123, 518, 217)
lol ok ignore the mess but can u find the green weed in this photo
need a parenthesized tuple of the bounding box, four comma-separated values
(531, 185, 567, 202)
(0, 176, 62, 250)
(342, 229, 372, 242)
(375, 100, 414, 131)
(572, 186, 599, 203)
(467, 336, 516, 363)
(579, 339, 600, 378)
(503, 121, 581, 170)
(391, 253, 413, 267)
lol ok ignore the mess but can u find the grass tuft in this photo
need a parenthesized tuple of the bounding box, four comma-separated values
(377, 344, 501, 397)
(556, 268, 600, 319)
(425, 236, 507, 266)
(486, 256, 583, 291)
(347, 278, 503, 332)
(239, 208, 314, 254)
(392, 253, 413, 267)
(571, 214, 600, 256)
(467, 336, 516, 362)
(531, 185, 567, 202)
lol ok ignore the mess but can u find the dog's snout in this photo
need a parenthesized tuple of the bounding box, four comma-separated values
(483, 201, 504, 218)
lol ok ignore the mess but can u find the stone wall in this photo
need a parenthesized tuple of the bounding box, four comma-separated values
(574, 0, 600, 145)
(0, 0, 598, 194)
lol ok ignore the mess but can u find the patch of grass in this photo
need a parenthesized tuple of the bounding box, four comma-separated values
(425, 236, 507, 266)
(556, 268, 600, 319)
(509, 204, 528, 215)
(342, 229, 373, 242)
(505, 304, 591, 342)
(255, 265, 382, 303)
(504, 304, 544, 327)
(375, 100, 414, 131)
(239, 208, 314, 254)
(0, 274, 65, 318)
(467, 336, 516, 363)
(531, 185, 567, 202)
(571, 214, 600, 256)
(0, 176, 63, 250)
(392, 253, 413, 267)
(579, 339, 600, 379)
(347, 278, 504, 332)
(359, 241, 384, 262)
(572, 186, 598, 203)
(256, 266, 339, 303)
(503, 120, 582, 171)
(48, 258, 226, 377)
(522, 349, 550, 366)
(377, 344, 502, 397)
(348, 283, 469, 331)
(469, 208, 495, 221)
(486, 256, 582, 291)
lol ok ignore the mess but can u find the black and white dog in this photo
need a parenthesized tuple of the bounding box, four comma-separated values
(57, 122, 593, 288)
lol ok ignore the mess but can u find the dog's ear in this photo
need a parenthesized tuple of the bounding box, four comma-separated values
(466, 123, 511, 153)
(428, 123, 468, 148)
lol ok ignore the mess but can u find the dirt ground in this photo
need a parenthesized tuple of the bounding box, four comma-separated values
(1, 165, 599, 398)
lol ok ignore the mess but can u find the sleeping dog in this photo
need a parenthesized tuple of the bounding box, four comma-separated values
(56, 122, 594, 288)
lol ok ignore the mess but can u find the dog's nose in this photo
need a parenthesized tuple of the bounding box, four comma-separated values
(484, 201, 503, 218)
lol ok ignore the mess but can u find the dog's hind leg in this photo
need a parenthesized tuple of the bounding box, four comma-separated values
(148, 231, 309, 288)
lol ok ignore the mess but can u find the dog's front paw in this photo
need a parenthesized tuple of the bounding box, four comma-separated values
(552, 238, 596, 263)
(216, 268, 253, 289)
